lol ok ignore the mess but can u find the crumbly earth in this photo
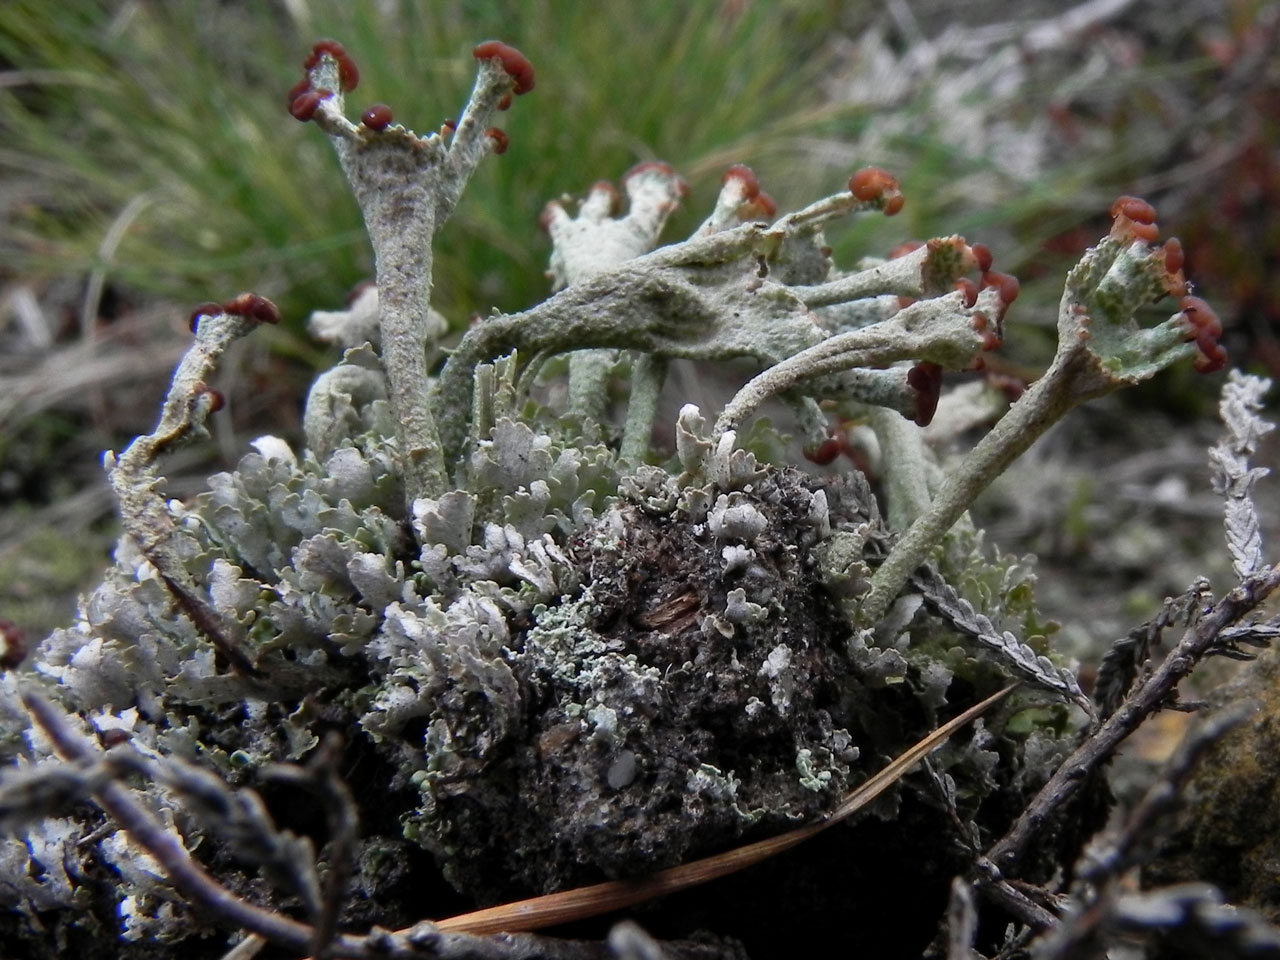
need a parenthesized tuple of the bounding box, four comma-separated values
(408, 468, 872, 900)
(402, 465, 1079, 957)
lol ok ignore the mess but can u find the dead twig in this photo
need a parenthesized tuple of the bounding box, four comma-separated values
(984, 565, 1280, 880)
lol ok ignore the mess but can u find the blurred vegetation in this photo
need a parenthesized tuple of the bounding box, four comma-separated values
(0, 0, 851, 327)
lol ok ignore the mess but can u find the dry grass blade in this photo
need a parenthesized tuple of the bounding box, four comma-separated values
(434, 683, 1018, 935)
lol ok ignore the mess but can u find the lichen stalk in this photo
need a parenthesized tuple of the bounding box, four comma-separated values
(304, 49, 525, 504)
(862, 225, 1205, 624)
(438, 189, 980, 465)
(713, 287, 1002, 440)
(545, 165, 688, 429)
(5, 42, 1246, 951)
(865, 405, 933, 530)
(620, 353, 667, 463)
(861, 363, 1079, 623)
(108, 308, 265, 675)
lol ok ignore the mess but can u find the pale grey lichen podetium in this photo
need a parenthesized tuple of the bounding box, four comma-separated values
(860, 199, 1220, 623)
(289, 39, 535, 505)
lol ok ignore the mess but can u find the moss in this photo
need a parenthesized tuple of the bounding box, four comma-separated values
(1146, 645, 1280, 922)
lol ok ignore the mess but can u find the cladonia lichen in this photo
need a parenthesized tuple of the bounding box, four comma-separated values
(0, 35, 1247, 960)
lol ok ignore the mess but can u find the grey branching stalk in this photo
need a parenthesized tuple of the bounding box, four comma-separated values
(542, 164, 688, 432)
(107, 299, 280, 675)
(289, 39, 536, 505)
(862, 201, 1216, 622)
(436, 170, 1006, 470)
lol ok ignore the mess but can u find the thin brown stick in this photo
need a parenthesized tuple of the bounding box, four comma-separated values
(21, 688, 317, 953)
(435, 684, 1018, 935)
(984, 564, 1280, 877)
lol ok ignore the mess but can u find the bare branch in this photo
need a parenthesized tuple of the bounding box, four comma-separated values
(984, 564, 1280, 879)
(1092, 578, 1211, 720)
(1074, 700, 1258, 892)
(21, 687, 316, 953)
(261, 732, 359, 959)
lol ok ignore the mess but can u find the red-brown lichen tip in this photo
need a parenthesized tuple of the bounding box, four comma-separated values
(1162, 237, 1188, 297)
(289, 89, 329, 122)
(1194, 339, 1228, 374)
(587, 180, 622, 214)
(538, 201, 560, 233)
(739, 190, 777, 222)
(286, 77, 311, 107)
(338, 54, 360, 92)
(803, 436, 843, 466)
(955, 277, 979, 309)
(310, 39, 346, 62)
(848, 166, 900, 202)
(888, 240, 923, 260)
(304, 39, 347, 70)
(299, 40, 355, 91)
(195, 382, 226, 413)
(1110, 195, 1157, 225)
(970, 242, 994, 273)
(982, 270, 1020, 306)
(1108, 195, 1160, 244)
(1181, 295, 1222, 337)
(971, 312, 1003, 351)
(1132, 221, 1160, 243)
(222, 293, 281, 325)
(188, 301, 223, 334)
(472, 40, 535, 95)
(496, 91, 514, 111)
(486, 127, 510, 154)
(623, 160, 690, 197)
(624, 160, 677, 181)
(361, 103, 394, 131)
(1180, 295, 1227, 373)
(345, 280, 374, 306)
(304, 39, 359, 91)
(0, 619, 25, 670)
(907, 361, 944, 427)
(722, 164, 760, 200)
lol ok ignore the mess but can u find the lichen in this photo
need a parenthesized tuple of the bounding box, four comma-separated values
(0, 34, 1231, 960)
